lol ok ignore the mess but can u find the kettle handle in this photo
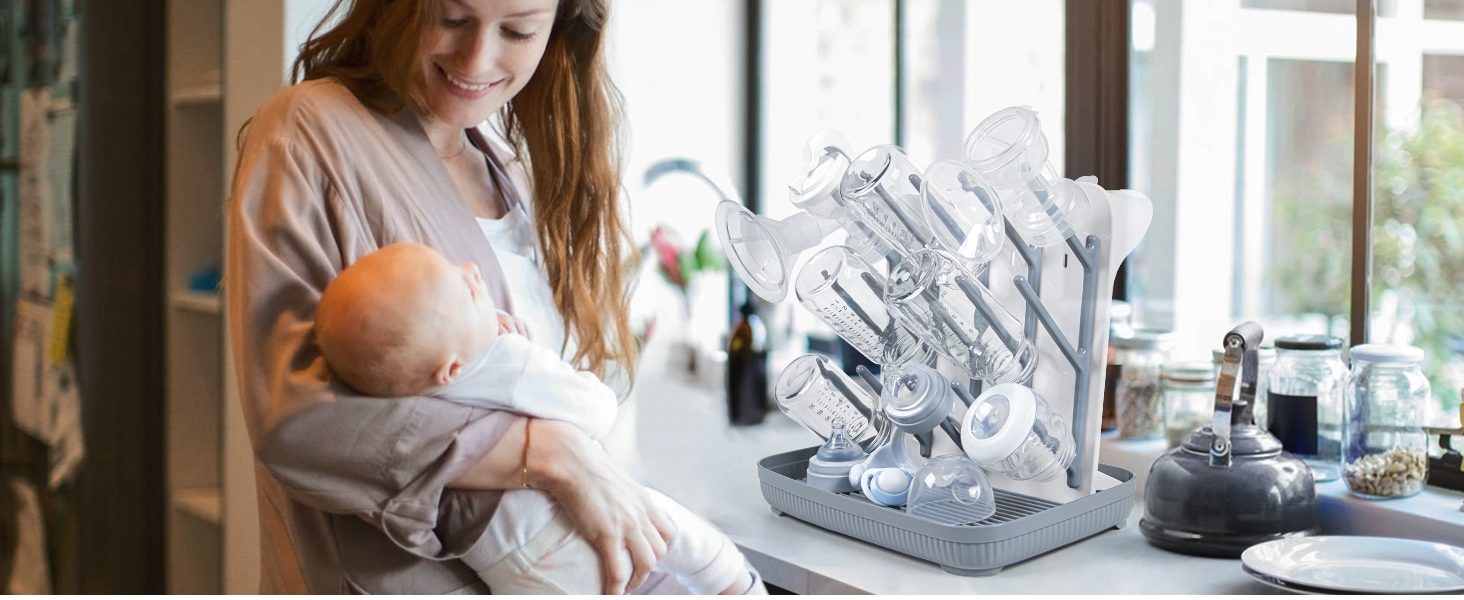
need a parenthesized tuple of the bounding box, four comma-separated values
(1212, 322, 1264, 467)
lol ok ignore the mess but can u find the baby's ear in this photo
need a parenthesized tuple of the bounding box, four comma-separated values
(435, 359, 464, 386)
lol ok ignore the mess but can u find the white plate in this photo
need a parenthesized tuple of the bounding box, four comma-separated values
(1241, 536, 1464, 594)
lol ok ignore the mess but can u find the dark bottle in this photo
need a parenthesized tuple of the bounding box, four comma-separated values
(727, 298, 769, 425)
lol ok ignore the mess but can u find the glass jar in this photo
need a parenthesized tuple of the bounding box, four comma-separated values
(884, 249, 1037, 384)
(1212, 346, 1276, 429)
(795, 246, 932, 370)
(1111, 329, 1174, 439)
(774, 354, 896, 452)
(1162, 362, 1217, 449)
(1268, 335, 1348, 482)
(1342, 344, 1430, 500)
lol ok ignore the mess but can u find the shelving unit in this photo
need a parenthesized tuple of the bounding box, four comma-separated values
(163, 0, 239, 593)
(163, 0, 329, 592)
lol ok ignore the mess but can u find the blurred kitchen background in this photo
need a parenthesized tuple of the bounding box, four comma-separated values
(1, 0, 1462, 593)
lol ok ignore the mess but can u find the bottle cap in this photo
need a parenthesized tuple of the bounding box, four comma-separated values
(1275, 334, 1344, 351)
(960, 383, 1038, 464)
(1349, 344, 1425, 365)
(881, 364, 954, 434)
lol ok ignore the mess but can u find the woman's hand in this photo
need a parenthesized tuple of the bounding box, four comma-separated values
(527, 418, 675, 594)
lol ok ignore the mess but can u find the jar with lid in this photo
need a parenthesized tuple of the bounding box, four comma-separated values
(1213, 347, 1275, 429)
(1111, 329, 1174, 439)
(1342, 344, 1430, 499)
(1268, 335, 1348, 482)
(1161, 362, 1217, 449)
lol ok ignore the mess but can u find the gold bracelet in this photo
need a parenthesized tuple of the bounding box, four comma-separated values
(521, 417, 532, 489)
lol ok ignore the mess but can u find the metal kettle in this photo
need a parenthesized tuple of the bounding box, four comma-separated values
(1139, 322, 1319, 557)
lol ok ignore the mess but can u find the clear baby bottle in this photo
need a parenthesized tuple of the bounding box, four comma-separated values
(796, 246, 932, 370)
(840, 144, 934, 255)
(959, 383, 1076, 482)
(920, 159, 1007, 273)
(961, 106, 1089, 248)
(883, 249, 1037, 384)
(774, 354, 895, 452)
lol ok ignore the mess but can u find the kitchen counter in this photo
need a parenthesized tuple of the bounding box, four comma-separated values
(628, 348, 1280, 594)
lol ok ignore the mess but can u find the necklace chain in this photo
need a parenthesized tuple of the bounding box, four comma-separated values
(437, 131, 469, 159)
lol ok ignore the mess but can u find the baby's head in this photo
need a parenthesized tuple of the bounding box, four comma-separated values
(316, 243, 499, 397)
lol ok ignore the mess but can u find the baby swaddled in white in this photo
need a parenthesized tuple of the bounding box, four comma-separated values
(314, 242, 761, 595)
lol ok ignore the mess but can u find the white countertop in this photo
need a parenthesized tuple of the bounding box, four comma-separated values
(628, 347, 1281, 594)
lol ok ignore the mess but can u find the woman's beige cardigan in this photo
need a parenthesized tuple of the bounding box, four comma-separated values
(228, 79, 530, 594)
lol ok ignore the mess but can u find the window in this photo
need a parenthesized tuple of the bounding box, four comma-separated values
(607, 0, 745, 355)
(755, 0, 1066, 371)
(1371, 5, 1464, 423)
(1127, 0, 1464, 422)
(1128, 0, 1359, 354)
(900, 0, 1066, 174)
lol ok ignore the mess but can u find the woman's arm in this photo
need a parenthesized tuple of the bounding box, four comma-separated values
(451, 417, 675, 595)
(228, 128, 516, 561)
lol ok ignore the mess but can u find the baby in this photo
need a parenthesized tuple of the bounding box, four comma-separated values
(314, 243, 759, 595)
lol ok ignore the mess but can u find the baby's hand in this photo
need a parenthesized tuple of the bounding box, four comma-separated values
(496, 310, 531, 340)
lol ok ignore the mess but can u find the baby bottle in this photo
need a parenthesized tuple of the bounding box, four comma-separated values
(883, 249, 1037, 384)
(805, 418, 868, 494)
(839, 144, 934, 255)
(774, 354, 895, 452)
(796, 246, 933, 370)
(960, 382, 1076, 482)
(961, 106, 1089, 248)
(920, 160, 1007, 273)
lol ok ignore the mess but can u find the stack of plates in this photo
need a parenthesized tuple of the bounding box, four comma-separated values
(1241, 536, 1464, 594)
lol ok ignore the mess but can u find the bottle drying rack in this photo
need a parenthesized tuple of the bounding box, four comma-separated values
(756, 194, 1138, 576)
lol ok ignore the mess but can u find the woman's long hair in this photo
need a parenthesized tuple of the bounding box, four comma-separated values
(292, 0, 638, 380)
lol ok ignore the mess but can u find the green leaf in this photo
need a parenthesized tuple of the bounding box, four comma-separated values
(694, 230, 726, 272)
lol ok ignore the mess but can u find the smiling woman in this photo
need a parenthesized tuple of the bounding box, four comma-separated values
(226, 0, 686, 594)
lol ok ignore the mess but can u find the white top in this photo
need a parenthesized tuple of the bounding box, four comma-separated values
(1349, 344, 1425, 365)
(961, 382, 1038, 463)
(477, 209, 572, 362)
(479, 204, 634, 398)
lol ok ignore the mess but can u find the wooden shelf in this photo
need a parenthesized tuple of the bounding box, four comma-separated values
(171, 290, 221, 315)
(170, 84, 223, 107)
(173, 487, 222, 524)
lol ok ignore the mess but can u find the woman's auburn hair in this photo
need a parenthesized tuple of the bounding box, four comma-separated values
(292, 0, 638, 380)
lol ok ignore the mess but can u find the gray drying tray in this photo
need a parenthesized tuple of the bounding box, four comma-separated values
(758, 446, 1136, 577)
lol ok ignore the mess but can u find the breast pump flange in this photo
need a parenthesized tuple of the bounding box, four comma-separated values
(962, 106, 1090, 250)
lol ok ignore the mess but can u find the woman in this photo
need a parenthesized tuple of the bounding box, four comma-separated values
(227, 0, 675, 593)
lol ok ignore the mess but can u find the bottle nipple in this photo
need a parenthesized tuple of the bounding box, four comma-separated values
(816, 419, 867, 463)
